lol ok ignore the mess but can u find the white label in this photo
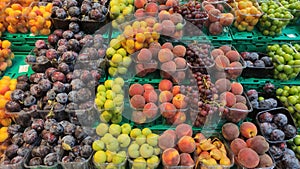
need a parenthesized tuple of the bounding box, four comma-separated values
(287, 34, 296, 38)
(18, 65, 29, 73)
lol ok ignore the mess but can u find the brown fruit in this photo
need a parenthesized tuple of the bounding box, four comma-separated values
(231, 82, 243, 95)
(230, 138, 247, 155)
(174, 57, 187, 69)
(220, 13, 234, 26)
(235, 95, 246, 104)
(158, 48, 174, 63)
(248, 135, 269, 155)
(211, 49, 224, 59)
(159, 132, 176, 150)
(237, 148, 259, 168)
(219, 45, 232, 54)
(226, 50, 241, 62)
(143, 102, 158, 119)
(208, 9, 221, 22)
(137, 48, 152, 62)
(215, 55, 230, 70)
(159, 79, 173, 91)
(177, 136, 196, 153)
(258, 154, 273, 168)
(143, 90, 158, 103)
(159, 91, 173, 103)
(159, 102, 177, 118)
(179, 153, 195, 166)
(162, 148, 180, 166)
(222, 123, 239, 141)
(161, 42, 173, 50)
(172, 45, 186, 57)
(175, 123, 192, 139)
(209, 22, 223, 35)
(220, 92, 236, 107)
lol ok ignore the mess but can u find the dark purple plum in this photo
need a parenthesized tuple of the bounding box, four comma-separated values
(29, 157, 42, 166)
(58, 63, 70, 74)
(11, 89, 25, 102)
(26, 55, 36, 63)
(64, 122, 76, 135)
(68, 6, 80, 17)
(30, 84, 43, 98)
(57, 39, 68, 46)
(23, 128, 38, 144)
(283, 124, 296, 139)
(67, 39, 80, 52)
(10, 156, 23, 164)
(62, 155, 73, 163)
(48, 34, 59, 46)
(17, 147, 30, 157)
(8, 124, 22, 135)
(42, 131, 57, 144)
(81, 136, 93, 145)
(46, 49, 58, 61)
(61, 51, 76, 62)
(71, 79, 85, 90)
(11, 133, 24, 146)
(259, 112, 274, 123)
(57, 45, 68, 56)
(17, 75, 29, 82)
(56, 93, 68, 103)
(29, 73, 45, 83)
(74, 31, 84, 40)
(56, 8, 67, 19)
(5, 101, 21, 112)
(38, 79, 52, 92)
(46, 90, 56, 100)
(62, 30, 74, 40)
(45, 67, 58, 79)
(66, 103, 79, 110)
(44, 153, 58, 166)
(51, 71, 66, 83)
(35, 40, 47, 49)
(52, 81, 65, 93)
(32, 145, 51, 158)
(74, 126, 87, 141)
(81, 3, 91, 15)
(270, 129, 285, 141)
(62, 135, 76, 149)
(31, 119, 44, 132)
(80, 145, 92, 158)
(76, 88, 92, 101)
(24, 95, 37, 107)
(273, 113, 288, 127)
(5, 144, 19, 159)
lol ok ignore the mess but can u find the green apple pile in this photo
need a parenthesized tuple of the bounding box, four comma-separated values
(93, 123, 132, 168)
(258, 1, 293, 36)
(289, 135, 300, 159)
(95, 77, 125, 124)
(267, 44, 300, 80)
(293, 43, 300, 52)
(128, 128, 160, 169)
(279, 0, 300, 23)
(110, 0, 134, 29)
(106, 38, 132, 77)
(276, 85, 300, 127)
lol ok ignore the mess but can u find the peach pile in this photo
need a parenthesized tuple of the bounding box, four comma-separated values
(215, 79, 249, 123)
(212, 45, 244, 79)
(158, 80, 189, 125)
(158, 43, 187, 83)
(160, 124, 196, 167)
(158, 10, 185, 39)
(203, 1, 234, 35)
(3, 3, 52, 35)
(0, 76, 17, 127)
(134, 0, 179, 14)
(129, 83, 159, 124)
(0, 40, 14, 76)
(233, 0, 262, 31)
(194, 135, 232, 167)
(134, 48, 158, 77)
(222, 122, 273, 168)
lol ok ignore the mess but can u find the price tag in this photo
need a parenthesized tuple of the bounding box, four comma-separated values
(287, 34, 296, 38)
(18, 65, 29, 73)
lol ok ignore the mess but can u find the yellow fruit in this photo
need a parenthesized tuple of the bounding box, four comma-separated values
(1, 40, 10, 49)
(0, 118, 11, 127)
(0, 130, 8, 142)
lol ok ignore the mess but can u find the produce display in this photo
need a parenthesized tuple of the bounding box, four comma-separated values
(0, 0, 300, 169)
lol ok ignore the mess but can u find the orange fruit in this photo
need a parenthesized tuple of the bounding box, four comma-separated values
(4, 91, 11, 100)
(0, 118, 11, 127)
(0, 99, 8, 109)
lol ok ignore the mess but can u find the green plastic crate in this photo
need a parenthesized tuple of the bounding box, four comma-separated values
(1, 55, 34, 78)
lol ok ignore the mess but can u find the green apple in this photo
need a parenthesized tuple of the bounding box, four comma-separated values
(288, 96, 298, 105)
(153, 147, 161, 155)
(112, 53, 123, 64)
(92, 140, 105, 151)
(139, 144, 154, 159)
(122, 6, 132, 16)
(109, 124, 121, 136)
(112, 151, 126, 164)
(146, 134, 158, 146)
(110, 38, 121, 49)
(104, 100, 115, 110)
(122, 56, 132, 67)
(132, 157, 147, 169)
(136, 134, 146, 145)
(294, 136, 300, 146)
(105, 80, 114, 89)
(101, 133, 114, 144)
(97, 85, 106, 92)
(128, 143, 140, 158)
(142, 128, 152, 136)
(106, 90, 116, 100)
(96, 123, 109, 136)
(94, 150, 107, 164)
(100, 111, 112, 123)
(95, 97, 105, 107)
(112, 84, 122, 94)
(117, 66, 127, 74)
(121, 123, 132, 134)
(127, 0, 133, 4)
(110, 6, 120, 19)
(106, 150, 116, 163)
(106, 47, 116, 58)
(111, 114, 122, 124)
(107, 137, 120, 152)
(114, 77, 125, 86)
(132, 157, 146, 169)
(147, 155, 160, 168)
(295, 103, 300, 112)
(130, 128, 142, 139)
(109, 67, 118, 77)
(113, 96, 124, 106)
(117, 134, 131, 147)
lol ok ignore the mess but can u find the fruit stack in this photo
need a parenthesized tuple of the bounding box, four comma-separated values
(233, 0, 263, 32)
(278, 0, 300, 24)
(256, 108, 300, 168)
(110, 0, 135, 29)
(0, 76, 16, 127)
(0, 40, 14, 77)
(258, 0, 293, 36)
(2, 2, 53, 35)
(276, 85, 300, 127)
(289, 135, 300, 159)
(222, 122, 274, 168)
(267, 44, 300, 81)
(51, 0, 108, 34)
(202, 1, 235, 35)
